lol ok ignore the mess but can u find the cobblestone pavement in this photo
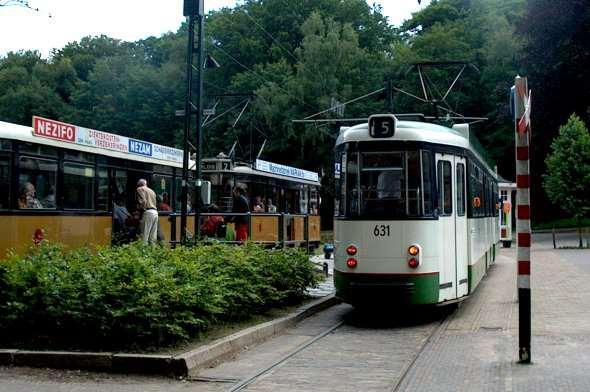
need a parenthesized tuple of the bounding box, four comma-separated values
(398, 234, 590, 391)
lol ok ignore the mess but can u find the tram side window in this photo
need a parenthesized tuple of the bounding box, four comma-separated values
(63, 163, 95, 210)
(421, 151, 433, 216)
(469, 162, 483, 217)
(152, 174, 173, 211)
(437, 160, 452, 216)
(19, 143, 58, 158)
(346, 153, 359, 217)
(0, 156, 10, 209)
(18, 157, 57, 209)
(457, 163, 465, 216)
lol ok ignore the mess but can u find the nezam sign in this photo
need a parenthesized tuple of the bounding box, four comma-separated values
(255, 159, 319, 182)
(32, 116, 183, 164)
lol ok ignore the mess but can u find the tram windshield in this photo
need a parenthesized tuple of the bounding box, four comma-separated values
(336, 149, 434, 219)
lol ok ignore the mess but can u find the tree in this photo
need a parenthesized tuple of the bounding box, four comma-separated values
(543, 114, 590, 247)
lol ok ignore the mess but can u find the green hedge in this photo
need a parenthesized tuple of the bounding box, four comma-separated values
(0, 242, 317, 350)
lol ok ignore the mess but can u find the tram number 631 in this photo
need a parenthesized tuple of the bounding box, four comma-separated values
(373, 225, 390, 237)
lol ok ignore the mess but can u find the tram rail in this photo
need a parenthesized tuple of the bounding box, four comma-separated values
(216, 305, 456, 392)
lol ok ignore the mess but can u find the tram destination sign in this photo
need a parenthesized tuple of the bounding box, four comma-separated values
(32, 116, 183, 164)
(368, 114, 397, 138)
(255, 159, 319, 182)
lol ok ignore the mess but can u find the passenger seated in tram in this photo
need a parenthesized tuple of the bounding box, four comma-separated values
(252, 196, 265, 213)
(18, 182, 43, 209)
(266, 198, 277, 213)
(43, 185, 56, 208)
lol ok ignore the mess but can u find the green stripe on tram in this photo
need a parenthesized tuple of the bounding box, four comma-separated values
(334, 271, 439, 305)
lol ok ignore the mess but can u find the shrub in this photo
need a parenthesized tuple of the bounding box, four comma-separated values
(0, 242, 317, 350)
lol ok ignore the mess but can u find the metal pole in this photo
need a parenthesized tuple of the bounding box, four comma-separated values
(181, 15, 196, 244)
(194, 12, 205, 244)
(514, 76, 532, 364)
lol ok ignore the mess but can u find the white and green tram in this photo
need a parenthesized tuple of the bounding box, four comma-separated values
(334, 115, 499, 306)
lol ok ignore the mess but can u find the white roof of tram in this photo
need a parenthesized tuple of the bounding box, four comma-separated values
(0, 120, 195, 169)
(337, 120, 496, 176)
(337, 120, 469, 148)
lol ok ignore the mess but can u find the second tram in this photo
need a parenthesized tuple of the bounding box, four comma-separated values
(0, 116, 321, 258)
(334, 115, 499, 306)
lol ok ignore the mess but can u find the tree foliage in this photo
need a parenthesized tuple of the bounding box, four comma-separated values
(543, 114, 590, 245)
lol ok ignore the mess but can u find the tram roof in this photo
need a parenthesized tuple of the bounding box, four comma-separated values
(0, 120, 196, 169)
(337, 120, 496, 175)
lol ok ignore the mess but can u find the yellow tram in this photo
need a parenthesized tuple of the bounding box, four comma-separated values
(0, 116, 321, 258)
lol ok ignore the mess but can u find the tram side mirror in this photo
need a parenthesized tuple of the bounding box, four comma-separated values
(368, 114, 397, 138)
(200, 180, 211, 205)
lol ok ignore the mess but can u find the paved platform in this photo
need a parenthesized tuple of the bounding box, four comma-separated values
(398, 236, 590, 391)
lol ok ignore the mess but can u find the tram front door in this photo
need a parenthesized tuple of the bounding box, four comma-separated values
(436, 153, 456, 301)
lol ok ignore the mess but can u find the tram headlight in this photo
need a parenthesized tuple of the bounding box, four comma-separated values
(346, 258, 358, 269)
(408, 245, 419, 256)
(346, 244, 358, 256)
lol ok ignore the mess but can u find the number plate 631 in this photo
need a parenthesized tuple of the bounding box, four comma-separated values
(373, 225, 390, 237)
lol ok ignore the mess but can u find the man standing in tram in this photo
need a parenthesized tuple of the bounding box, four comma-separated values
(136, 178, 159, 245)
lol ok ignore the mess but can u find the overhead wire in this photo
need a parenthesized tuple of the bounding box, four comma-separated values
(303, 88, 386, 120)
(242, 10, 299, 63)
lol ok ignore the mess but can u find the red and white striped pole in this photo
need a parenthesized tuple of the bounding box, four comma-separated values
(514, 75, 532, 363)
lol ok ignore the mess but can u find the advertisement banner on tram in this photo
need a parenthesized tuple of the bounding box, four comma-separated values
(32, 116, 183, 164)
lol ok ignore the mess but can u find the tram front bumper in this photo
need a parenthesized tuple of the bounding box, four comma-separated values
(334, 270, 440, 306)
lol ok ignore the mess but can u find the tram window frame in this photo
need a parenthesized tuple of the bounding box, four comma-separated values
(406, 151, 423, 216)
(19, 142, 58, 158)
(437, 160, 453, 216)
(17, 156, 58, 210)
(345, 152, 359, 217)
(63, 162, 95, 210)
(97, 167, 109, 212)
(0, 155, 10, 209)
(421, 151, 434, 216)
(63, 150, 95, 164)
(456, 163, 466, 216)
(0, 140, 12, 151)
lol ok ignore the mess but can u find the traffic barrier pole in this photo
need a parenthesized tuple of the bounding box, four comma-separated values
(514, 75, 532, 363)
